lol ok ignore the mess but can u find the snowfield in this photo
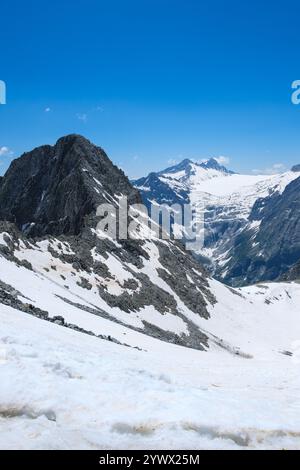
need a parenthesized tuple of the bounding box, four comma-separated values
(1, 227, 300, 450)
(1, 281, 300, 450)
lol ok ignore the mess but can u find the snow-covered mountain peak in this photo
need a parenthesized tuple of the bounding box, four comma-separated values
(133, 157, 236, 204)
(199, 157, 235, 174)
(158, 157, 234, 177)
(158, 158, 194, 175)
(135, 158, 300, 285)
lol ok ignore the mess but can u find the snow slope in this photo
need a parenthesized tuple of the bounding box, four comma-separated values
(0, 205, 300, 450)
(1, 295, 300, 450)
(1, 234, 300, 449)
(0, 234, 209, 344)
(190, 171, 298, 220)
(1, 233, 299, 357)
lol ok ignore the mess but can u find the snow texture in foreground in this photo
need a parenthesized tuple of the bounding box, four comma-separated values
(0, 303, 300, 450)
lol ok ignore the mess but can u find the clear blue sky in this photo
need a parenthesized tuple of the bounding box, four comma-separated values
(1, 0, 300, 178)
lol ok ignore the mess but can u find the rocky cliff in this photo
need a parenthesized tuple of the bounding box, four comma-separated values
(0, 135, 216, 350)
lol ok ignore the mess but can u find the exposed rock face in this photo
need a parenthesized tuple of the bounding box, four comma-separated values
(281, 259, 300, 282)
(222, 176, 300, 285)
(199, 158, 235, 174)
(133, 172, 190, 209)
(0, 135, 216, 350)
(291, 164, 300, 173)
(0, 135, 139, 237)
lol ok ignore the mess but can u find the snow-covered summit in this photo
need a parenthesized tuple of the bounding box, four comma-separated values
(134, 159, 300, 285)
(133, 157, 236, 207)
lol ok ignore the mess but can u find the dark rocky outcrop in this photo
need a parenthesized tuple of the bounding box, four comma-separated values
(0, 134, 140, 237)
(222, 176, 300, 286)
(280, 259, 300, 282)
(291, 164, 300, 173)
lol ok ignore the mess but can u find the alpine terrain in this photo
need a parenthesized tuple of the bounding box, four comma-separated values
(0, 135, 300, 450)
(134, 158, 300, 286)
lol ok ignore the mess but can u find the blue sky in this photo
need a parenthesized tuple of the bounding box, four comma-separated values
(0, 0, 300, 178)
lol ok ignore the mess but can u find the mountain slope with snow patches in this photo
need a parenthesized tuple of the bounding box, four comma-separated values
(134, 159, 300, 285)
(0, 134, 216, 350)
(0, 137, 300, 450)
(1, 224, 300, 357)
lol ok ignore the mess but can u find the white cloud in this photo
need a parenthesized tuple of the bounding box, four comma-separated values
(252, 163, 286, 175)
(0, 146, 13, 157)
(44, 107, 51, 112)
(215, 155, 230, 165)
(167, 158, 178, 165)
(76, 113, 88, 122)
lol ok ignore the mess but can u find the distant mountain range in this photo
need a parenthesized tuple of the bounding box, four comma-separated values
(133, 158, 234, 207)
(133, 158, 300, 286)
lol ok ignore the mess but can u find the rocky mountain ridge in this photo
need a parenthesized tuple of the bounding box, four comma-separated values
(0, 135, 139, 237)
(0, 135, 217, 350)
